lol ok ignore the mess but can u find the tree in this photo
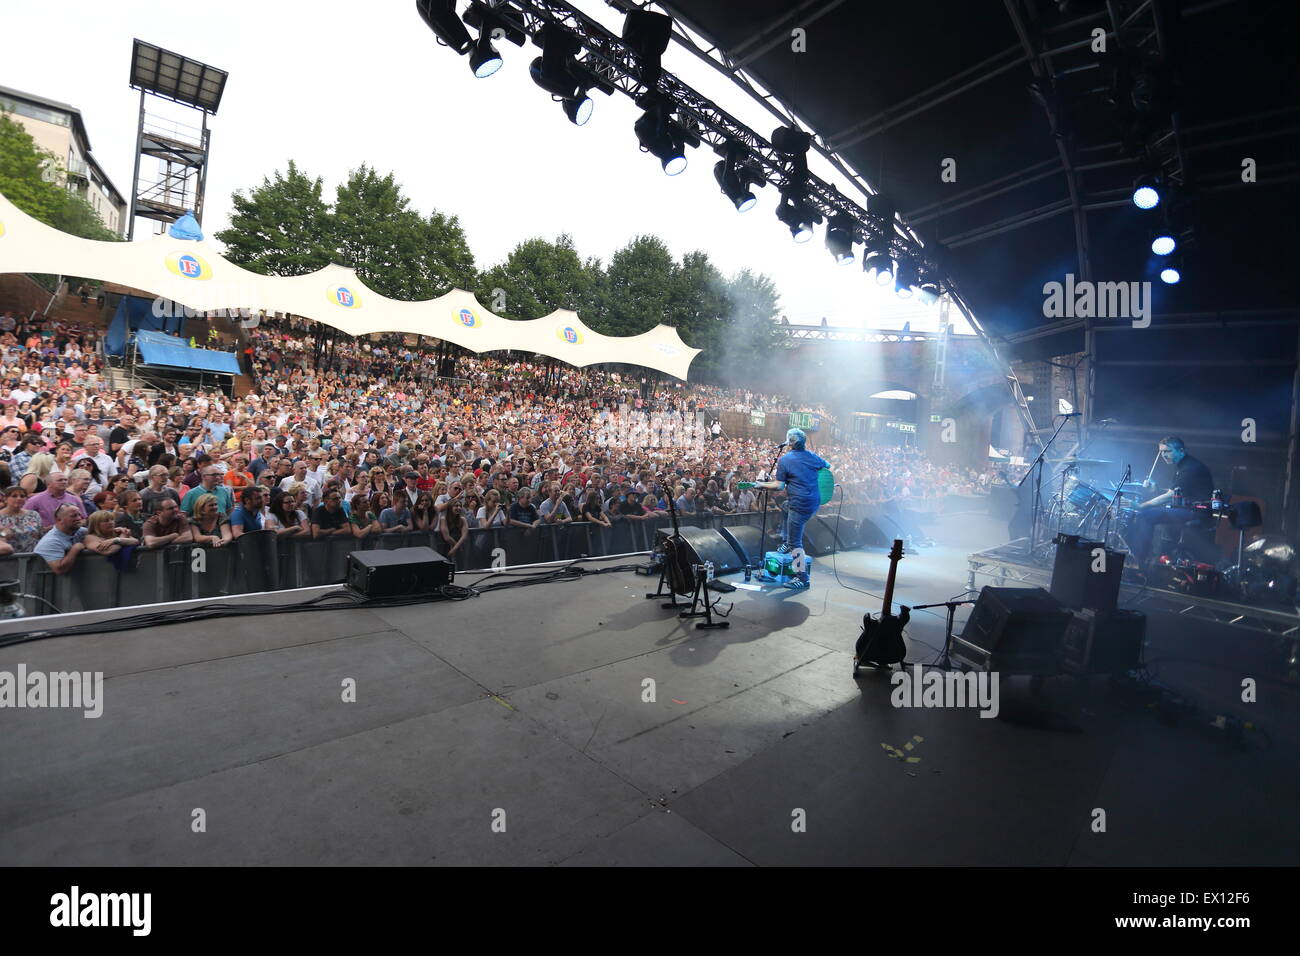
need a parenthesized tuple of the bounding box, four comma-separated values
(214, 160, 332, 276)
(0, 111, 120, 241)
(332, 164, 474, 300)
(600, 234, 676, 336)
(667, 249, 729, 379)
(716, 268, 787, 385)
(476, 234, 598, 319)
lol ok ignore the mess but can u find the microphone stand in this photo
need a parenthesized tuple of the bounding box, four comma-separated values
(911, 599, 976, 670)
(750, 442, 786, 579)
(1019, 414, 1076, 555)
(1098, 464, 1131, 550)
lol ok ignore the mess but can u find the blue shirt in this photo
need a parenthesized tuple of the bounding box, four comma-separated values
(776, 448, 830, 512)
(34, 526, 87, 565)
(228, 505, 263, 534)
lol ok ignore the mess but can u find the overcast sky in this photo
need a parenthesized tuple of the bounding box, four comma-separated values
(3, 0, 969, 333)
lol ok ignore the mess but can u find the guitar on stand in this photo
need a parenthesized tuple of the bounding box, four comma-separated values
(645, 486, 731, 629)
(853, 539, 910, 676)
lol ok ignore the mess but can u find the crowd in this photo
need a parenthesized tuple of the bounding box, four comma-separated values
(0, 309, 1000, 577)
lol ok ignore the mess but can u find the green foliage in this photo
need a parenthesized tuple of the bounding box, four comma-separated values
(0, 111, 121, 241)
(476, 234, 598, 320)
(215, 161, 475, 297)
(214, 160, 332, 276)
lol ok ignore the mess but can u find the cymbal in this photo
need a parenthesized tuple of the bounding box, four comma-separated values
(1048, 457, 1114, 465)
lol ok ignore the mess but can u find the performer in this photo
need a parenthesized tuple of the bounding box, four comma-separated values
(754, 427, 829, 589)
(1130, 435, 1215, 566)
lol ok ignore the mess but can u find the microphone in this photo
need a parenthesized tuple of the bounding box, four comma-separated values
(776, 441, 788, 448)
(1058, 412, 1082, 418)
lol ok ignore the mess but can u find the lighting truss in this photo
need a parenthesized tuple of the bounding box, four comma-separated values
(452, 0, 941, 279)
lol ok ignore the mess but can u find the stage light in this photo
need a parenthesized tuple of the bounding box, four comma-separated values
(1160, 259, 1181, 284)
(864, 248, 893, 285)
(635, 106, 688, 175)
(1151, 232, 1176, 255)
(469, 34, 503, 77)
(895, 258, 919, 298)
(776, 198, 814, 242)
(563, 93, 593, 126)
(826, 212, 856, 265)
(713, 159, 756, 212)
(416, 0, 473, 54)
(916, 276, 941, 305)
(1132, 173, 1160, 209)
(771, 125, 813, 156)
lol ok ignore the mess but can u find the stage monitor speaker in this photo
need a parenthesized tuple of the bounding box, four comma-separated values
(951, 586, 1072, 675)
(813, 513, 861, 551)
(718, 525, 764, 568)
(655, 526, 747, 575)
(1060, 608, 1145, 675)
(347, 546, 453, 598)
(858, 515, 891, 548)
(1050, 533, 1125, 613)
(800, 519, 836, 556)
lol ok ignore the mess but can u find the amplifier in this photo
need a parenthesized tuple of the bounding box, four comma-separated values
(951, 586, 1072, 675)
(1050, 533, 1125, 613)
(346, 546, 453, 598)
(1060, 608, 1146, 675)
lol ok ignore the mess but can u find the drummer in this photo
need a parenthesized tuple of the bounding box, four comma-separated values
(1131, 436, 1215, 566)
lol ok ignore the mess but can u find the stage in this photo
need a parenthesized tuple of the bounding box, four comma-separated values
(1, 511, 1296, 866)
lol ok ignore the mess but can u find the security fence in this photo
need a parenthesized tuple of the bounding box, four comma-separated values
(0, 510, 777, 618)
(0, 495, 992, 619)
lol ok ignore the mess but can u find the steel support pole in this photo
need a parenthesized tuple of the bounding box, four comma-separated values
(128, 90, 145, 240)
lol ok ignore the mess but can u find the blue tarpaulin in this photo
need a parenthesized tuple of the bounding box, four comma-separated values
(168, 211, 204, 241)
(135, 330, 241, 375)
(107, 295, 185, 356)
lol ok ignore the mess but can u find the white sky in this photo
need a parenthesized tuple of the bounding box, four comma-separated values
(3, 0, 970, 333)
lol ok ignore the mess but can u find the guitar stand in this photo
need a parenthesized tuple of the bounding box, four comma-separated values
(679, 564, 730, 629)
(645, 559, 684, 610)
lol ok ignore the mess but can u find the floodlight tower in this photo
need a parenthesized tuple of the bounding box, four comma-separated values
(126, 39, 228, 239)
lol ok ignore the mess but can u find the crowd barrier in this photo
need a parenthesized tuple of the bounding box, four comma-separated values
(1, 510, 781, 617)
(0, 496, 989, 618)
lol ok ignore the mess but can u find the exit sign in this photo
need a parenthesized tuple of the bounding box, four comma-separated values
(930, 414, 942, 422)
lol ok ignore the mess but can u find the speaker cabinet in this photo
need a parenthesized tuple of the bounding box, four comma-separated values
(655, 526, 748, 575)
(858, 515, 891, 547)
(347, 546, 454, 597)
(1060, 608, 1146, 675)
(951, 586, 1072, 675)
(800, 519, 835, 556)
(1050, 533, 1125, 613)
(718, 525, 764, 568)
(812, 513, 861, 551)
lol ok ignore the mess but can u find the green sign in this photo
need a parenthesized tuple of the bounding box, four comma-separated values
(930, 414, 942, 423)
(789, 411, 820, 431)
(751, 411, 766, 426)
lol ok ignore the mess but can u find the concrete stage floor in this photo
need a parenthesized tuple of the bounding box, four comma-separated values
(2, 510, 1296, 866)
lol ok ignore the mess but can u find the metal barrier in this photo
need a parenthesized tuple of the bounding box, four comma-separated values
(4, 511, 802, 617)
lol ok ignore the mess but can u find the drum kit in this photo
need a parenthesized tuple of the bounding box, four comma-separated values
(1041, 456, 1140, 552)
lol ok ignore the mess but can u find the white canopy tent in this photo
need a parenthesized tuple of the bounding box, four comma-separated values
(0, 190, 701, 379)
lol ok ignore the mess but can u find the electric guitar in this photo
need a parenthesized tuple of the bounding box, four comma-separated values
(853, 539, 909, 674)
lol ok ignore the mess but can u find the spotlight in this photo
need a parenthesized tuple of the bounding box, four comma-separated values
(713, 157, 757, 212)
(635, 107, 688, 175)
(416, 0, 473, 53)
(1159, 256, 1181, 284)
(776, 193, 817, 242)
(895, 258, 919, 298)
(563, 94, 593, 126)
(771, 125, 813, 157)
(825, 212, 856, 265)
(1132, 172, 1161, 209)
(864, 246, 893, 285)
(916, 274, 941, 305)
(469, 34, 503, 77)
(1151, 231, 1176, 256)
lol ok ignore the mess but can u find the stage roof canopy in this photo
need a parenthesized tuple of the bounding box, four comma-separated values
(0, 190, 700, 379)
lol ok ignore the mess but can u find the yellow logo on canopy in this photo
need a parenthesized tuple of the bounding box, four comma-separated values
(0, 221, 6, 238)
(165, 251, 212, 280)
